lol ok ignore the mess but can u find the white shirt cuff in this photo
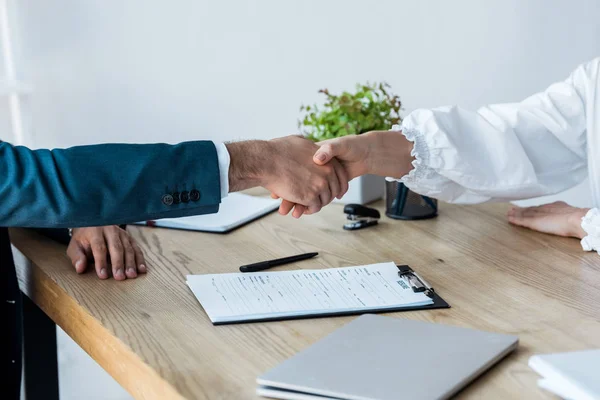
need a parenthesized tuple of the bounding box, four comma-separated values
(385, 123, 435, 184)
(214, 142, 230, 199)
(580, 208, 600, 253)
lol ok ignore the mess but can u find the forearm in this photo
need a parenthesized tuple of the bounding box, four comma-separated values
(0, 140, 221, 228)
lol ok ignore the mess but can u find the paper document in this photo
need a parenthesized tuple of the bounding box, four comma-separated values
(187, 262, 433, 324)
(134, 193, 280, 233)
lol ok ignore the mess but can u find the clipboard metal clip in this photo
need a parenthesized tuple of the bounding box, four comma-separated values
(397, 266, 435, 298)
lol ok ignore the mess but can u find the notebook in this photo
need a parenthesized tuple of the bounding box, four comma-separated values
(529, 349, 600, 400)
(135, 193, 280, 233)
(257, 314, 519, 400)
(186, 262, 440, 325)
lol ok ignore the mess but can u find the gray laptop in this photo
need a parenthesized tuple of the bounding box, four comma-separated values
(257, 314, 518, 400)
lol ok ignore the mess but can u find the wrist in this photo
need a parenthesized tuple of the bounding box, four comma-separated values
(569, 208, 590, 239)
(362, 130, 415, 178)
(225, 141, 272, 192)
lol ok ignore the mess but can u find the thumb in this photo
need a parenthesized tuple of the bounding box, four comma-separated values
(67, 240, 88, 274)
(313, 141, 339, 165)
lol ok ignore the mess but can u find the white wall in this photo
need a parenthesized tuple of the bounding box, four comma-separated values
(5, 0, 600, 206)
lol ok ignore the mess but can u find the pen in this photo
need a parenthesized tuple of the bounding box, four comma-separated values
(239, 252, 318, 273)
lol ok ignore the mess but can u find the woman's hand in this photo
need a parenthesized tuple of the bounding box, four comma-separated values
(313, 130, 415, 179)
(507, 201, 588, 239)
(67, 226, 146, 281)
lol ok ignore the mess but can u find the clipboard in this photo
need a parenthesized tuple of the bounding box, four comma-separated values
(188, 263, 450, 325)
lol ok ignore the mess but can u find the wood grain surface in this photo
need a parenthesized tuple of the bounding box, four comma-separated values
(10, 194, 600, 399)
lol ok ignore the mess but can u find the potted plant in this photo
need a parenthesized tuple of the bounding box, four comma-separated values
(299, 82, 402, 204)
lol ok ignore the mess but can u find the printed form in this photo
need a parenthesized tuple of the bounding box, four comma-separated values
(186, 262, 433, 324)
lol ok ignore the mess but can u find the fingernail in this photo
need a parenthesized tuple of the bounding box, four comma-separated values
(116, 269, 125, 279)
(316, 153, 326, 161)
(127, 267, 136, 276)
(139, 264, 147, 273)
(75, 260, 83, 270)
(100, 268, 107, 278)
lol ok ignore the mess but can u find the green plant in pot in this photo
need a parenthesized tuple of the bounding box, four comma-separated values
(298, 82, 402, 204)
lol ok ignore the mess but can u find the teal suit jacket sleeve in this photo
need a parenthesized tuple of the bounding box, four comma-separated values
(0, 140, 222, 228)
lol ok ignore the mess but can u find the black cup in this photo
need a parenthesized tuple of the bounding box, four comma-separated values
(385, 181, 437, 220)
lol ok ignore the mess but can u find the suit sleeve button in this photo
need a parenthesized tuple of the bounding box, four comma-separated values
(190, 189, 200, 202)
(162, 194, 174, 206)
(172, 192, 181, 204)
(181, 191, 190, 203)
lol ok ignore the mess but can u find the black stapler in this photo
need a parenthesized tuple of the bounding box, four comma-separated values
(343, 204, 380, 231)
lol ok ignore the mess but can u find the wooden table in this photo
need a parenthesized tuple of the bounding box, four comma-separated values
(11, 198, 600, 399)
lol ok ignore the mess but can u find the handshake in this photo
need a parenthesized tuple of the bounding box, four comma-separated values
(225, 131, 415, 218)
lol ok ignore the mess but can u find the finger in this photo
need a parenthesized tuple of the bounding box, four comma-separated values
(270, 193, 280, 199)
(279, 200, 296, 215)
(313, 142, 336, 165)
(318, 185, 332, 210)
(323, 159, 345, 203)
(519, 207, 547, 218)
(507, 206, 523, 218)
(90, 236, 110, 280)
(308, 197, 323, 215)
(508, 212, 547, 233)
(507, 207, 528, 223)
(292, 204, 307, 219)
(326, 172, 340, 205)
(104, 228, 126, 281)
(120, 232, 138, 279)
(67, 240, 88, 274)
(316, 171, 333, 208)
(507, 213, 525, 226)
(507, 206, 545, 227)
(131, 241, 147, 274)
(333, 161, 349, 199)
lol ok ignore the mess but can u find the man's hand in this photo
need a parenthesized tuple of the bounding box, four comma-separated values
(313, 130, 415, 179)
(226, 136, 349, 217)
(67, 226, 146, 281)
(507, 201, 588, 239)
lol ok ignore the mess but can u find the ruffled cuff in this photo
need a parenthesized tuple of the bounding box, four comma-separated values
(385, 123, 436, 184)
(580, 208, 600, 253)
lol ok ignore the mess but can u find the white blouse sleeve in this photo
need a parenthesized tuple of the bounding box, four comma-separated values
(392, 57, 599, 204)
